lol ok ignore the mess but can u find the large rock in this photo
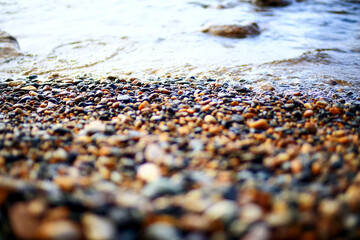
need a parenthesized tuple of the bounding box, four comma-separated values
(252, 0, 292, 7)
(202, 23, 260, 38)
(0, 30, 21, 59)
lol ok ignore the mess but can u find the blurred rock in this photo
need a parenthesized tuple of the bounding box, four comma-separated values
(36, 220, 81, 240)
(82, 213, 116, 240)
(0, 30, 21, 59)
(252, 0, 292, 7)
(202, 23, 260, 38)
(145, 223, 181, 240)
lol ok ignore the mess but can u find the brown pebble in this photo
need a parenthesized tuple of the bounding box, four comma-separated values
(82, 213, 116, 240)
(204, 115, 217, 124)
(311, 162, 321, 175)
(305, 122, 317, 134)
(43, 207, 70, 221)
(318, 199, 340, 218)
(243, 112, 257, 119)
(304, 103, 313, 109)
(329, 107, 341, 115)
(259, 84, 275, 91)
(36, 220, 81, 240)
(303, 109, 314, 118)
(201, 105, 211, 112)
(248, 119, 269, 130)
(202, 23, 260, 38)
(138, 101, 150, 110)
(8, 80, 24, 87)
(291, 159, 302, 174)
(53, 176, 76, 192)
(14, 108, 23, 114)
(21, 86, 37, 91)
(111, 102, 121, 108)
(337, 136, 350, 144)
(315, 100, 328, 108)
(9, 202, 40, 239)
(178, 214, 212, 232)
(231, 101, 239, 106)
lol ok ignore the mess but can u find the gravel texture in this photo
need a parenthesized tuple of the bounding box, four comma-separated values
(0, 74, 360, 239)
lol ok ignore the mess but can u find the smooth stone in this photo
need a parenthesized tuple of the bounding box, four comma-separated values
(145, 223, 181, 240)
(21, 86, 37, 91)
(8, 202, 40, 239)
(36, 220, 81, 240)
(204, 115, 217, 124)
(82, 213, 116, 240)
(248, 119, 269, 130)
(137, 163, 161, 182)
(117, 95, 131, 102)
(303, 109, 314, 118)
(202, 23, 260, 38)
(142, 178, 182, 198)
(144, 144, 166, 163)
(316, 100, 328, 108)
(205, 200, 238, 223)
(241, 203, 263, 224)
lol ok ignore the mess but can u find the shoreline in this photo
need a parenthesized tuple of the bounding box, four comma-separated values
(0, 74, 360, 239)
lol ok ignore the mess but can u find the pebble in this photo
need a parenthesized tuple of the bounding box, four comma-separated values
(8, 202, 40, 239)
(240, 203, 263, 224)
(82, 213, 116, 240)
(329, 107, 341, 115)
(145, 223, 181, 240)
(316, 100, 328, 108)
(138, 100, 150, 110)
(204, 115, 217, 124)
(36, 220, 81, 240)
(137, 163, 161, 182)
(21, 85, 37, 91)
(248, 119, 269, 130)
(202, 23, 260, 38)
(8, 80, 24, 87)
(205, 200, 238, 223)
(303, 109, 314, 118)
(142, 178, 182, 198)
(144, 144, 166, 163)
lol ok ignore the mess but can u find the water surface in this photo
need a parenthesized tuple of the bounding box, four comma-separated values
(0, 0, 359, 94)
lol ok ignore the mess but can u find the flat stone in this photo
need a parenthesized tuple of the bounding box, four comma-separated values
(117, 94, 131, 102)
(202, 23, 260, 38)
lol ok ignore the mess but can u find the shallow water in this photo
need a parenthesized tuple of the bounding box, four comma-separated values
(0, 0, 359, 93)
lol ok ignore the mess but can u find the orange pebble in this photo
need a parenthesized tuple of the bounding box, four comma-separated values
(138, 101, 150, 110)
(248, 119, 269, 130)
(329, 107, 341, 115)
(291, 159, 302, 174)
(303, 109, 313, 118)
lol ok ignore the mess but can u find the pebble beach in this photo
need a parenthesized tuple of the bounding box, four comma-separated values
(0, 73, 359, 239)
(1, 0, 360, 239)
